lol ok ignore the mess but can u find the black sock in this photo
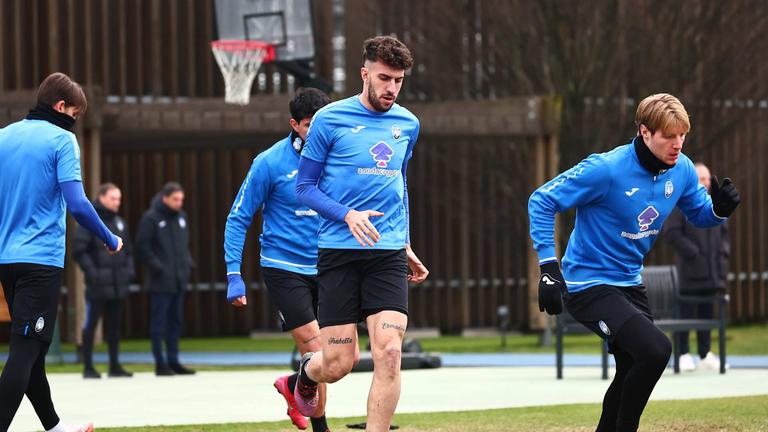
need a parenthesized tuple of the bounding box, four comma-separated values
(310, 415, 328, 431)
(288, 373, 298, 393)
(299, 357, 317, 387)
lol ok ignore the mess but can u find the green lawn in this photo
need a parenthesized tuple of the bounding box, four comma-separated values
(98, 395, 768, 431)
(2, 324, 765, 374)
(420, 323, 768, 355)
(34, 363, 286, 374)
(27, 323, 768, 355)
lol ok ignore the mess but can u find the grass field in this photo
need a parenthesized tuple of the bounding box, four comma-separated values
(2, 324, 765, 374)
(6, 323, 764, 355)
(97, 395, 768, 431)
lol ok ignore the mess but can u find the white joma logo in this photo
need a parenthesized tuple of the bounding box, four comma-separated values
(625, 187, 640, 196)
(542, 275, 557, 285)
(287, 170, 298, 179)
(350, 126, 366, 133)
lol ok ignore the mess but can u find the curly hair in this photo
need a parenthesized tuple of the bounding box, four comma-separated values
(362, 36, 413, 70)
(289, 87, 331, 121)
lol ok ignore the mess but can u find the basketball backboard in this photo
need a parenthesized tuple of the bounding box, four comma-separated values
(214, 0, 315, 62)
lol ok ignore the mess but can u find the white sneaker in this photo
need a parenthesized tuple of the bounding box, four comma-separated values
(70, 423, 94, 432)
(679, 353, 696, 371)
(699, 351, 729, 370)
(47, 421, 94, 432)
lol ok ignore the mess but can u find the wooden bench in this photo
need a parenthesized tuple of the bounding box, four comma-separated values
(555, 265, 729, 379)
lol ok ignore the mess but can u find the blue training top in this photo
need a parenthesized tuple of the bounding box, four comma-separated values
(224, 134, 320, 275)
(528, 140, 725, 292)
(0, 119, 84, 267)
(298, 95, 419, 250)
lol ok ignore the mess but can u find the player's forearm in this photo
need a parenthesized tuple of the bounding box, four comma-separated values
(61, 180, 118, 250)
(296, 157, 350, 221)
(223, 217, 249, 274)
(402, 158, 411, 244)
(528, 191, 558, 261)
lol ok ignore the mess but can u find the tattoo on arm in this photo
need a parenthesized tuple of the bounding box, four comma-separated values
(303, 335, 320, 344)
(328, 337, 353, 345)
(382, 322, 406, 332)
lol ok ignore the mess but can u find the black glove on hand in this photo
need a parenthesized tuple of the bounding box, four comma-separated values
(710, 176, 741, 218)
(538, 261, 566, 315)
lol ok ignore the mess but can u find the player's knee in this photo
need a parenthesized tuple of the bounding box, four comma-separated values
(656, 335, 673, 364)
(324, 358, 354, 383)
(299, 337, 322, 355)
(642, 335, 672, 369)
(374, 343, 402, 376)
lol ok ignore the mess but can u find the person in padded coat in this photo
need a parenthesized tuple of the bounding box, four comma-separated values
(74, 183, 134, 379)
(135, 182, 195, 376)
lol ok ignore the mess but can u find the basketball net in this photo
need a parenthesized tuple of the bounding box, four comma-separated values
(211, 40, 275, 105)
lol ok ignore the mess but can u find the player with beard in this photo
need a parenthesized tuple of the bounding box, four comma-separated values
(289, 36, 429, 432)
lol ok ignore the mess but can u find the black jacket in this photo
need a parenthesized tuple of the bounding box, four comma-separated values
(73, 201, 135, 300)
(135, 195, 194, 294)
(662, 207, 730, 293)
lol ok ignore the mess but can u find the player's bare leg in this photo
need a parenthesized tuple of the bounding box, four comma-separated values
(365, 310, 407, 432)
(295, 323, 359, 416)
(292, 321, 328, 420)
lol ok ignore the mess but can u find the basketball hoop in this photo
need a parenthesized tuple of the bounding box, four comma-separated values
(210, 40, 275, 105)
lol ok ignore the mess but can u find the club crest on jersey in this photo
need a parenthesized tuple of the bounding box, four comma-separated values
(598, 320, 611, 336)
(117, 220, 125, 232)
(35, 317, 45, 333)
(664, 180, 674, 198)
(638, 206, 660, 231)
(391, 125, 401, 139)
(292, 136, 303, 151)
(370, 141, 395, 168)
(179, 217, 186, 229)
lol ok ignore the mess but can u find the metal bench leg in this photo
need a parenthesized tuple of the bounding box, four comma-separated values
(719, 304, 727, 375)
(556, 318, 564, 380)
(673, 333, 680, 374)
(601, 340, 608, 380)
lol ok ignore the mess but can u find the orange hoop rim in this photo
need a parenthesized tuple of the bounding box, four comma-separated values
(210, 39, 276, 63)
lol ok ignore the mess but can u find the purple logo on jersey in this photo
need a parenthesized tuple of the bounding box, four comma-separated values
(638, 206, 660, 231)
(370, 141, 395, 168)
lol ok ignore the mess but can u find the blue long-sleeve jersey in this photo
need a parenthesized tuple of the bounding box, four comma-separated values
(528, 140, 725, 292)
(224, 135, 319, 275)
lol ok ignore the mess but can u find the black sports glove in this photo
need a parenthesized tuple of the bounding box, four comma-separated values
(710, 176, 741, 218)
(538, 261, 566, 315)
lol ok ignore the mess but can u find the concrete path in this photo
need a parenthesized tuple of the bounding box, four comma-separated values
(10, 366, 768, 431)
(6, 351, 766, 368)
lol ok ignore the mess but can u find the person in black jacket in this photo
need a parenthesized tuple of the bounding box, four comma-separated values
(663, 162, 730, 371)
(74, 183, 134, 379)
(135, 182, 195, 376)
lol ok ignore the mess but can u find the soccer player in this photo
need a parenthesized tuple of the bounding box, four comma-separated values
(0, 72, 122, 432)
(528, 93, 740, 432)
(290, 36, 429, 432)
(224, 88, 331, 431)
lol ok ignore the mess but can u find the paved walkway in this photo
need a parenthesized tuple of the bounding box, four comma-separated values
(11, 351, 767, 368)
(10, 366, 768, 431)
